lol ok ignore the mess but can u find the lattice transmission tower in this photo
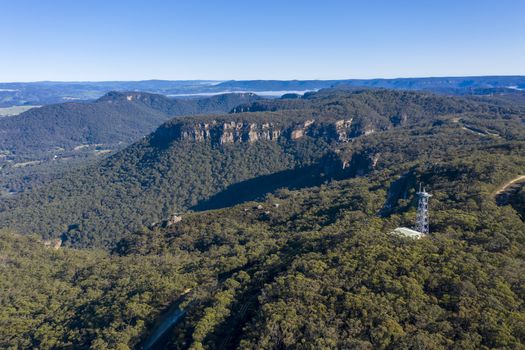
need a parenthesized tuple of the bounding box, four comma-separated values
(415, 184, 432, 234)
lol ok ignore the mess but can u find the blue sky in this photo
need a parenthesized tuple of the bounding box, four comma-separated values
(1, 0, 524, 81)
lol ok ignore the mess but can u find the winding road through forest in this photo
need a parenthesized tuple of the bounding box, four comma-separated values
(495, 175, 525, 195)
(494, 175, 525, 205)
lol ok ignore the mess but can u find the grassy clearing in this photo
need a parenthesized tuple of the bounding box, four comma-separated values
(0, 105, 40, 117)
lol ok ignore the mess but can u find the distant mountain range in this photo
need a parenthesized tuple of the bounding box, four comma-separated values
(1, 76, 524, 107)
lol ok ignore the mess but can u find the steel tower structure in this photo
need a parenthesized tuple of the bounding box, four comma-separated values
(415, 184, 432, 234)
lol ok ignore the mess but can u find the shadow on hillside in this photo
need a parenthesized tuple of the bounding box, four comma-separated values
(191, 165, 327, 211)
(379, 170, 416, 217)
(190, 147, 386, 212)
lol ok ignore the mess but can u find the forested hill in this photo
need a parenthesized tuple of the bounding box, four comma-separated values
(1, 88, 524, 247)
(2, 131, 525, 348)
(0, 91, 261, 160)
(2, 88, 525, 349)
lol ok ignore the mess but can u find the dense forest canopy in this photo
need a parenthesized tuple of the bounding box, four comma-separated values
(1, 88, 525, 349)
(2, 150, 525, 348)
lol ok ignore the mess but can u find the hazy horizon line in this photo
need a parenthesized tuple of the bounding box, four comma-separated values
(1, 74, 525, 84)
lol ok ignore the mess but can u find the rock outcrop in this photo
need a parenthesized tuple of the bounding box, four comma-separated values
(334, 119, 353, 142)
(174, 118, 355, 146)
(179, 121, 282, 145)
(42, 239, 62, 250)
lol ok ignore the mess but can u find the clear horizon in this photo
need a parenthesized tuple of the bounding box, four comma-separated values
(2, 0, 524, 82)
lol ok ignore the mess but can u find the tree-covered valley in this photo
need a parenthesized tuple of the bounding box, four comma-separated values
(1, 88, 525, 349)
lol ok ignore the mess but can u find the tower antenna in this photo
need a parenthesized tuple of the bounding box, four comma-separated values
(415, 184, 432, 234)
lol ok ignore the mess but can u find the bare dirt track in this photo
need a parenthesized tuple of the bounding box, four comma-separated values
(495, 175, 525, 206)
(495, 175, 525, 196)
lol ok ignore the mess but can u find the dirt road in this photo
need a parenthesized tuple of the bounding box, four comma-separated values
(494, 175, 525, 196)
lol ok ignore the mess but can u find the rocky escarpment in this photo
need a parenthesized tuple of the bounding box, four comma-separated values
(158, 117, 358, 146)
(180, 121, 282, 144)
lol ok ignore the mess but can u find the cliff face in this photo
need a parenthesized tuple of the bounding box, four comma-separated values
(171, 118, 356, 145)
(179, 121, 282, 144)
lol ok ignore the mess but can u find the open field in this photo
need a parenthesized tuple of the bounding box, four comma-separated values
(0, 105, 40, 117)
